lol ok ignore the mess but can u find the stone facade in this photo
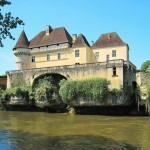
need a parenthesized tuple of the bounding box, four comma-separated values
(8, 25, 136, 91)
(7, 59, 136, 90)
(0, 76, 7, 90)
(136, 72, 150, 100)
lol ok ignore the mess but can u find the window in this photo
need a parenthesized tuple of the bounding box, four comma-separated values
(95, 52, 99, 59)
(106, 55, 109, 62)
(47, 53, 50, 61)
(58, 53, 61, 59)
(112, 50, 116, 57)
(31, 56, 35, 62)
(75, 50, 79, 57)
(113, 67, 117, 76)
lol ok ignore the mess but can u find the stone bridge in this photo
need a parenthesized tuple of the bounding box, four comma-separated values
(7, 59, 135, 90)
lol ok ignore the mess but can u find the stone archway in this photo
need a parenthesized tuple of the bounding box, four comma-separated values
(132, 81, 137, 92)
(32, 73, 67, 110)
(32, 73, 67, 89)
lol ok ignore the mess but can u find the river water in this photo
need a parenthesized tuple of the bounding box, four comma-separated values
(0, 111, 150, 150)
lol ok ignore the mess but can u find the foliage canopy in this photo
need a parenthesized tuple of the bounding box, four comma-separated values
(141, 60, 150, 72)
(0, 0, 24, 47)
(59, 78, 109, 103)
(1, 84, 32, 102)
(33, 76, 61, 104)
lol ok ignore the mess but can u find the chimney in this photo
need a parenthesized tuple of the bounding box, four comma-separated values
(107, 34, 111, 39)
(91, 40, 94, 46)
(46, 25, 52, 35)
(72, 34, 77, 44)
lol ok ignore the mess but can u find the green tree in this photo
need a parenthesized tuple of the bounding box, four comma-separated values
(0, 0, 24, 47)
(141, 60, 150, 72)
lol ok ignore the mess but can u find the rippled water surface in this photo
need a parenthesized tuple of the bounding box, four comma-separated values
(0, 111, 150, 150)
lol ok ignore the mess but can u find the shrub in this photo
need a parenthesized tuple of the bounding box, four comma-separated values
(59, 79, 76, 103)
(2, 84, 32, 103)
(33, 76, 61, 104)
(59, 78, 109, 103)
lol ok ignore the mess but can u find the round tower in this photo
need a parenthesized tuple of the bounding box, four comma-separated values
(13, 30, 30, 70)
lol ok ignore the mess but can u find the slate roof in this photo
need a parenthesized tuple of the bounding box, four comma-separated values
(14, 30, 29, 49)
(72, 33, 90, 48)
(92, 32, 127, 49)
(14, 28, 127, 50)
(29, 27, 72, 48)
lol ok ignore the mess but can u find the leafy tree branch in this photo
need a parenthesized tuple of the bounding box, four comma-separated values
(0, 0, 24, 47)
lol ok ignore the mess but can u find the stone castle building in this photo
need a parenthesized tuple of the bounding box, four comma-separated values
(7, 25, 136, 90)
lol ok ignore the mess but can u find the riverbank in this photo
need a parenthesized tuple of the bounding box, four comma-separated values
(0, 103, 148, 116)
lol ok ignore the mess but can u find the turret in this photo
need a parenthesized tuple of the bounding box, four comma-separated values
(13, 30, 30, 70)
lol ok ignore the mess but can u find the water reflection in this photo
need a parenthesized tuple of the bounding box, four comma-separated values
(0, 111, 149, 149)
(0, 130, 17, 150)
(0, 130, 141, 150)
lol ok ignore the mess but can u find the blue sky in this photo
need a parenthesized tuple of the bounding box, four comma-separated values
(0, 0, 150, 74)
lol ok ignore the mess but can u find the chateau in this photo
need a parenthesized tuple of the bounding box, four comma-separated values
(8, 25, 136, 90)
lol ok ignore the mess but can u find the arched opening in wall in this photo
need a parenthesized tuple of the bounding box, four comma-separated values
(132, 81, 137, 91)
(32, 73, 67, 111)
(32, 73, 67, 88)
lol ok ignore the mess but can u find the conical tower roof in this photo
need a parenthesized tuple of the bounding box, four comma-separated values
(72, 33, 90, 48)
(14, 30, 29, 49)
